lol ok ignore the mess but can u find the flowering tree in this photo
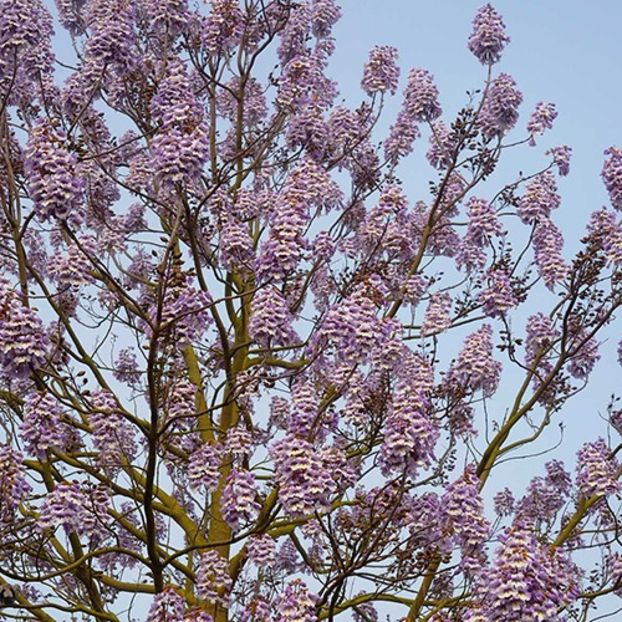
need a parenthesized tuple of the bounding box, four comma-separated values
(0, 0, 621, 620)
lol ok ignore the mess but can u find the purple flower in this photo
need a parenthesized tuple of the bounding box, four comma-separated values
(249, 286, 299, 348)
(25, 121, 84, 224)
(20, 393, 68, 458)
(275, 579, 317, 622)
(87, 391, 137, 471)
(221, 469, 259, 529)
(468, 4, 510, 65)
(587, 208, 622, 264)
(201, 0, 243, 55)
(196, 550, 231, 606)
(421, 292, 452, 336)
(143, 276, 212, 347)
(146, 587, 185, 622)
(379, 386, 437, 476)
(517, 171, 561, 224)
(602, 146, 622, 211)
(151, 57, 203, 129)
(113, 348, 142, 387)
(426, 121, 455, 170)
(478, 73, 523, 138)
(526, 102, 557, 143)
(446, 324, 501, 397)
(442, 465, 490, 572)
(403, 68, 442, 122)
(533, 218, 567, 289)
(525, 312, 558, 367)
(270, 434, 335, 516)
(38, 481, 87, 534)
(0, 444, 31, 522)
(478, 523, 579, 620)
(479, 267, 518, 317)
(493, 488, 515, 517)
(140, 0, 189, 40)
(0, 0, 54, 104)
(0, 284, 50, 379)
(188, 443, 222, 492)
(361, 45, 400, 96)
(547, 145, 572, 176)
(576, 438, 620, 499)
(384, 67, 442, 162)
(457, 197, 503, 272)
(246, 534, 276, 567)
(54, 0, 86, 35)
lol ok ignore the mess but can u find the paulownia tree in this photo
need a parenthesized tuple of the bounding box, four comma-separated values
(0, 0, 621, 620)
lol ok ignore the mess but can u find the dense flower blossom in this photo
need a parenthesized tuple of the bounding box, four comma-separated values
(249, 287, 299, 348)
(446, 325, 501, 397)
(271, 435, 335, 516)
(567, 330, 600, 380)
(146, 587, 185, 622)
(479, 267, 517, 317)
(310, 0, 342, 39)
(0, 2, 618, 619)
(379, 386, 437, 476)
(427, 121, 455, 169)
(547, 145, 572, 176)
(516, 460, 571, 526)
(20, 393, 67, 458)
(525, 312, 558, 367)
(576, 438, 620, 499)
(384, 68, 441, 162)
(144, 277, 212, 347)
(468, 3, 510, 64)
(25, 121, 84, 224)
(442, 465, 490, 572)
(457, 197, 503, 271)
(402, 68, 442, 122)
(587, 208, 622, 264)
(517, 171, 561, 224)
(478, 523, 579, 621)
(0, 283, 50, 379)
(533, 218, 567, 288)
(150, 125, 210, 190)
(0, 0, 55, 104)
(221, 469, 260, 529)
(187, 443, 222, 491)
(0, 445, 31, 522)
(196, 550, 231, 606)
(201, 0, 244, 55)
(257, 159, 341, 280)
(140, 0, 189, 40)
(87, 391, 137, 470)
(361, 45, 400, 96)
(246, 534, 276, 567)
(38, 481, 87, 533)
(602, 146, 622, 210)
(113, 348, 142, 387)
(275, 579, 317, 622)
(493, 488, 515, 517)
(478, 73, 523, 138)
(54, 0, 86, 35)
(218, 218, 255, 270)
(319, 285, 379, 363)
(151, 57, 202, 129)
(527, 102, 557, 143)
(421, 292, 452, 336)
